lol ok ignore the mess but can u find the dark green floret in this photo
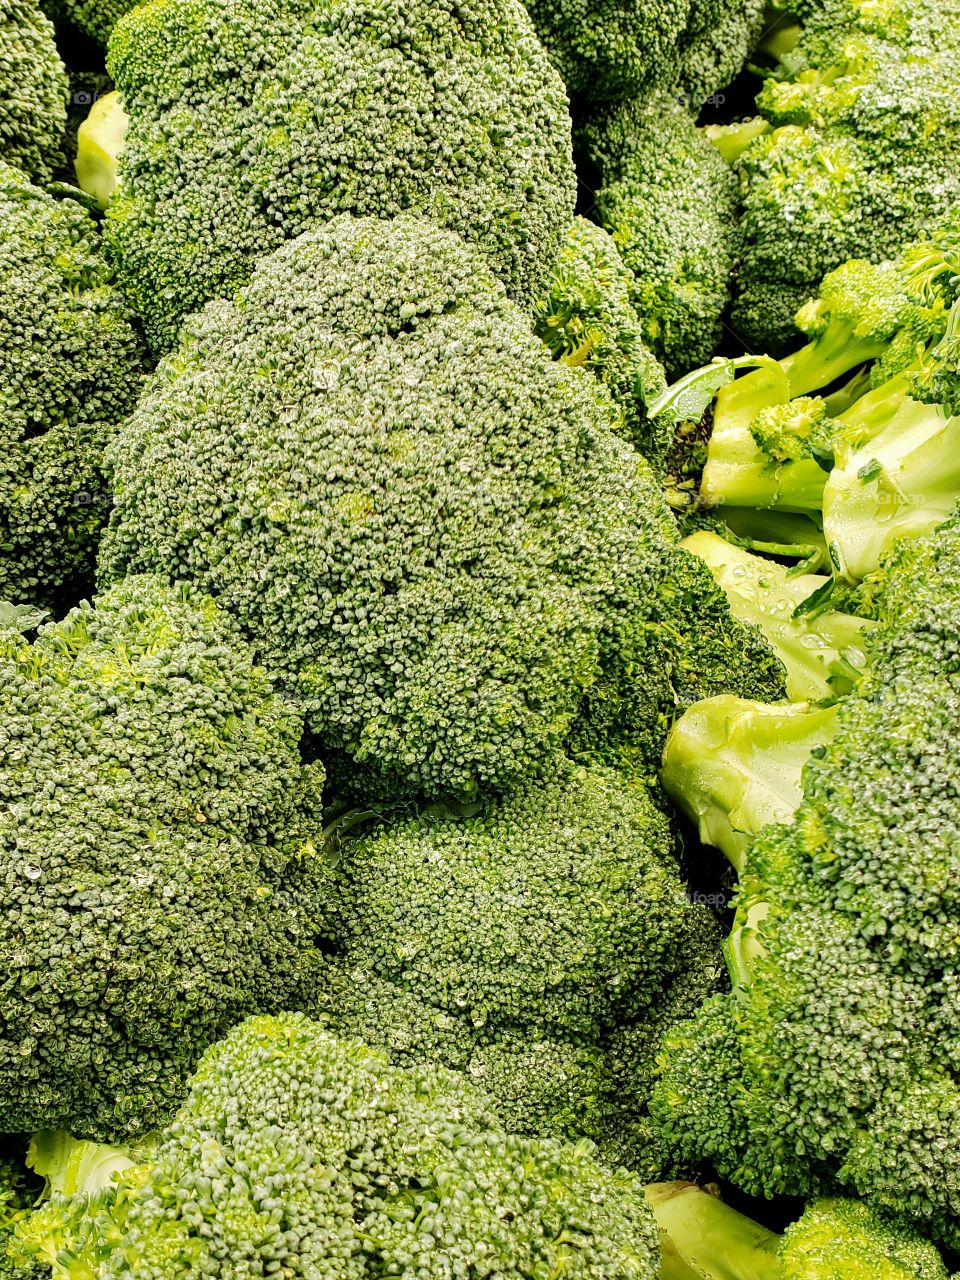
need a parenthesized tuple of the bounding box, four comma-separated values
(578, 91, 741, 378)
(40, 0, 133, 44)
(0, 575, 329, 1142)
(82, 0, 576, 352)
(99, 214, 783, 799)
(0, 163, 142, 608)
(310, 764, 724, 1161)
(520, 0, 763, 105)
(0, 0, 67, 182)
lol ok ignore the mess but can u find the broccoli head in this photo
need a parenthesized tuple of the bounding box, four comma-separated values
(0, 575, 329, 1142)
(307, 766, 725, 1167)
(15, 1015, 661, 1279)
(329, 765, 713, 1038)
(40, 0, 132, 44)
(79, 0, 576, 352)
(654, 516, 960, 1245)
(99, 214, 783, 799)
(533, 216, 670, 467)
(0, 164, 142, 609)
(0, 0, 67, 182)
(521, 0, 763, 105)
(730, 0, 960, 352)
(578, 92, 741, 378)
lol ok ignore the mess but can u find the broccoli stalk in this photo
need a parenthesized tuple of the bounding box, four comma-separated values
(75, 92, 127, 212)
(824, 390, 960, 581)
(703, 117, 771, 166)
(646, 1183, 951, 1280)
(682, 530, 874, 699)
(699, 287, 907, 512)
(660, 694, 839, 873)
(646, 1182, 781, 1279)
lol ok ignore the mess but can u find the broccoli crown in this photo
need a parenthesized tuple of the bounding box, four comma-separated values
(34, 1015, 661, 1279)
(0, 0, 67, 182)
(578, 92, 741, 378)
(97, 0, 575, 352)
(330, 766, 708, 1038)
(533, 216, 670, 467)
(0, 575, 329, 1142)
(779, 1198, 951, 1280)
(653, 517, 960, 1243)
(521, 0, 761, 104)
(732, 0, 960, 352)
(311, 906, 723, 1170)
(40, 0, 133, 44)
(307, 767, 724, 1166)
(0, 163, 142, 607)
(99, 214, 779, 798)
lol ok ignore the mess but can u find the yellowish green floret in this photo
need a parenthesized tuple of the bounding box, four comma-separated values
(13, 1015, 662, 1279)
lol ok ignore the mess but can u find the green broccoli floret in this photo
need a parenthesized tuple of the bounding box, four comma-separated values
(0, 575, 330, 1142)
(578, 91, 741, 378)
(653, 516, 960, 1245)
(730, 0, 960, 352)
(40, 0, 132, 44)
(305, 767, 725, 1167)
(0, 0, 67, 182)
(312, 919, 725, 1173)
(76, 0, 575, 353)
(14, 1015, 661, 1279)
(0, 163, 142, 608)
(533, 216, 670, 467)
(329, 766, 714, 1037)
(99, 214, 783, 799)
(682, 530, 875, 699)
(521, 0, 763, 104)
(645, 1183, 949, 1279)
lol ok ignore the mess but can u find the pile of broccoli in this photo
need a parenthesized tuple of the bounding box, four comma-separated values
(4, 0, 960, 1271)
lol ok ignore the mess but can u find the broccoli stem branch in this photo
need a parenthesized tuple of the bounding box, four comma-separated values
(661, 695, 839, 875)
(645, 1182, 782, 1280)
